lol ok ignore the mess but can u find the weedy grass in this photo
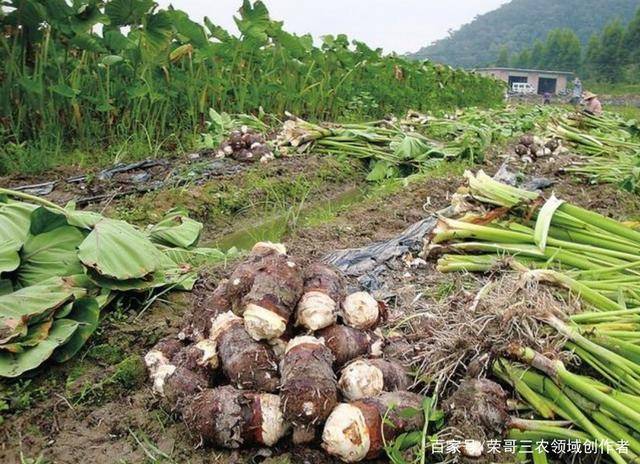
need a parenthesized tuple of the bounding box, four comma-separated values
(65, 355, 146, 404)
(112, 156, 360, 227)
(609, 105, 640, 121)
(19, 452, 49, 464)
(585, 82, 640, 97)
(127, 428, 178, 464)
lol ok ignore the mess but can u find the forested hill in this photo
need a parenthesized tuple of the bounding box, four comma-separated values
(408, 0, 640, 68)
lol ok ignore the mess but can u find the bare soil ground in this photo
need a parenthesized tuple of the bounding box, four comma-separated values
(2, 144, 640, 464)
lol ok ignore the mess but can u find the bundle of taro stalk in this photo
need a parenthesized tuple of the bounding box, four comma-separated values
(145, 242, 424, 462)
(276, 113, 493, 182)
(547, 112, 640, 192)
(422, 171, 640, 463)
(217, 125, 275, 163)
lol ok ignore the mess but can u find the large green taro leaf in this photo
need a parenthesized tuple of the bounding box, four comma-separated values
(0, 277, 84, 344)
(0, 319, 78, 377)
(30, 204, 103, 232)
(0, 202, 36, 245)
(29, 206, 69, 235)
(78, 218, 162, 280)
(87, 266, 196, 291)
(53, 297, 100, 363)
(0, 320, 52, 353)
(17, 226, 85, 287)
(0, 239, 21, 274)
(0, 280, 13, 296)
(148, 210, 203, 249)
(161, 246, 228, 268)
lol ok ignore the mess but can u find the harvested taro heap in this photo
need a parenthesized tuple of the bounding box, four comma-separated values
(145, 242, 424, 462)
(217, 126, 275, 163)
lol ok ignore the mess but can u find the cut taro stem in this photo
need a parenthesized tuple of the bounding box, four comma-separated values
(316, 324, 382, 367)
(338, 359, 410, 401)
(342, 292, 380, 330)
(296, 263, 344, 331)
(296, 291, 337, 331)
(322, 391, 424, 462)
(243, 303, 288, 341)
(183, 386, 289, 448)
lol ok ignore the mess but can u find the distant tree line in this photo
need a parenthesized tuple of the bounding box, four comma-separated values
(494, 7, 640, 83)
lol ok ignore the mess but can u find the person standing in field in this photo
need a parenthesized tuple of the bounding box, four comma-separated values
(571, 77, 583, 105)
(583, 91, 603, 115)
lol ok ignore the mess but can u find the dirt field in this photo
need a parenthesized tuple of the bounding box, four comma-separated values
(2, 141, 640, 464)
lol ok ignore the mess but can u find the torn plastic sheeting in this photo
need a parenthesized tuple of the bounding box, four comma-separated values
(322, 167, 554, 277)
(322, 217, 438, 276)
(98, 159, 167, 181)
(494, 163, 555, 191)
(12, 182, 57, 196)
(74, 181, 166, 206)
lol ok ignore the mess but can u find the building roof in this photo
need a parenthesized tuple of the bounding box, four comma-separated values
(475, 67, 574, 76)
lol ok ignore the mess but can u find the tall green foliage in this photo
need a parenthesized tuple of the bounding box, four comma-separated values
(513, 7, 640, 84)
(513, 49, 532, 68)
(495, 46, 510, 66)
(0, 0, 503, 173)
(542, 29, 582, 71)
(511, 30, 582, 71)
(586, 20, 628, 82)
(410, 0, 640, 68)
(529, 40, 545, 69)
(626, 8, 640, 64)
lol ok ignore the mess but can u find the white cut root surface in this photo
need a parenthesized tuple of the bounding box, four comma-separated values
(296, 291, 337, 330)
(151, 364, 177, 395)
(370, 330, 384, 358)
(144, 350, 176, 396)
(194, 339, 219, 369)
(244, 304, 288, 340)
(322, 403, 370, 462)
(251, 241, 287, 255)
(342, 292, 379, 329)
(338, 361, 384, 400)
(285, 335, 324, 353)
(209, 311, 242, 341)
(258, 394, 290, 446)
(144, 349, 168, 371)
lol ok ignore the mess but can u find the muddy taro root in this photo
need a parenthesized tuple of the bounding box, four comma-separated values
(171, 341, 218, 380)
(180, 280, 231, 342)
(295, 262, 345, 331)
(184, 385, 289, 448)
(317, 324, 383, 367)
(280, 336, 338, 427)
(338, 358, 411, 401)
(225, 242, 287, 313)
(144, 338, 209, 408)
(240, 253, 303, 341)
(209, 311, 279, 391)
(322, 391, 425, 462)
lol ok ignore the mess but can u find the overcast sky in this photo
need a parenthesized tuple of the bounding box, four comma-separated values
(155, 0, 510, 54)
